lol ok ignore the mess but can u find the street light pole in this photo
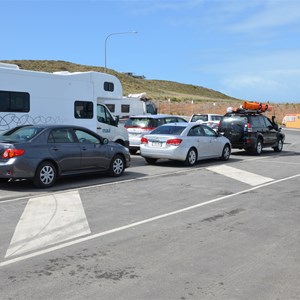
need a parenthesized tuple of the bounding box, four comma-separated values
(104, 31, 138, 72)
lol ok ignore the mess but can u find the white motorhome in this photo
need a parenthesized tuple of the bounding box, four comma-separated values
(0, 63, 129, 146)
(100, 92, 157, 121)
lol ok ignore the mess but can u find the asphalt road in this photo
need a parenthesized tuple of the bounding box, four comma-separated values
(0, 128, 299, 300)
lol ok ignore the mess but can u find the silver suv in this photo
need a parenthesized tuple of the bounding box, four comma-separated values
(124, 114, 187, 154)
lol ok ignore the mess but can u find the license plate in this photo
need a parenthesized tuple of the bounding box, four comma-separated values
(151, 141, 162, 147)
(129, 133, 141, 137)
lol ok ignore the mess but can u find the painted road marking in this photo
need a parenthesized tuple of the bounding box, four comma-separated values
(5, 191, 90, 258)
(1, 173, 299, 268)
(207, 165, 273, 186)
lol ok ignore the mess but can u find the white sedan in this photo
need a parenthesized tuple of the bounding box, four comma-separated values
(140, 122, 231, 166)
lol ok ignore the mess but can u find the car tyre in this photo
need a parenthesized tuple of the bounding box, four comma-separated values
(145, 157, 157, 165)
(273, 138, 283, 152)
(220, 144, 231, 161)
(108, 155, 125, 177)
(33, 161, 57, 188)
(129, 149, 138, 155)
(253, 138, 263, 155)
(184, 148, 197, 166)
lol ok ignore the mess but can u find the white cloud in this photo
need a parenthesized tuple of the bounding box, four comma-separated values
(197, 50, 300, 102)
(227, 0, 300, 32)
(127, 0, 204, 15)
(221, 71, 300, 102)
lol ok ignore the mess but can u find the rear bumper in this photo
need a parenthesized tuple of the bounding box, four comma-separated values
(0, 159, 35, 179)
(128, 136, 142, 149)
(140, 146, 187, 161)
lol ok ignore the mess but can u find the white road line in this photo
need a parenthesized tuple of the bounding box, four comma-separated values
(207, 165, 273, 186)
(255, 160, 300, 165)
(0, 159, 280, 204)
(5, 191, 90, 259)
(0, 167, 206, 204)
(1, 173, 299, 268)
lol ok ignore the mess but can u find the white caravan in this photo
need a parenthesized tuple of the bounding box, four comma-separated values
(0, 63, 129, 146)
(100, 92, 157, 121)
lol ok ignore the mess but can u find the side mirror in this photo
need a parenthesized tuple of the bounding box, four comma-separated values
(269, 124, 278, 131)
(103, 138, 109, 144)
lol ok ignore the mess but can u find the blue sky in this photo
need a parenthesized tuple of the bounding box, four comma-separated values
(1, 0, 300, 103)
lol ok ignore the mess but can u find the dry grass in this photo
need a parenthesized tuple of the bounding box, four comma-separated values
(1, 59, 299, 123)
(1, 59, 236, 101)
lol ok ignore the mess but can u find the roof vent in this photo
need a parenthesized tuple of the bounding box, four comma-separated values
(0, 63, 19, 69)
(53, 71, 71, 75)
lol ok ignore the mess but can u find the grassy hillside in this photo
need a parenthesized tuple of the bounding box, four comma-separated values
(1, 59, 237, 102)
(1, 59, 299, 123)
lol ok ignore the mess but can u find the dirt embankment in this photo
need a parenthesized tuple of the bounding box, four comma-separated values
(155, 100, 300, 124)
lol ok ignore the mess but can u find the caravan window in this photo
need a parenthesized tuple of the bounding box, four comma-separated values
(74, 101, 93, 119)
(104, 82, 114, 92)
(121, 105, 130, 113)
(106, 104, 115, 113)
(0, 91, 30, 112)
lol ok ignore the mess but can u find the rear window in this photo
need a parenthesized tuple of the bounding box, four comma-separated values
(0, 126, 43, 141)
(191, 115, 208, 122)
(124, 118, 153, 128)
(150, 125, 186, 135)
(219, 115, 247, 132)
(211, 115, 223, 121)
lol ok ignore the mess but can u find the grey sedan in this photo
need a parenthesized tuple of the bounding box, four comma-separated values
(0, 125, 130, 188)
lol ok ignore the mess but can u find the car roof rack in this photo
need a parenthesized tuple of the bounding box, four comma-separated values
(225, 107, 263, 115)
(226, 101, 272, 115)
(236, 108, 263, 114)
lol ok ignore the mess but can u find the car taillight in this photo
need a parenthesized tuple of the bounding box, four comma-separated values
(2, 149, 25, 159)
(166, 138, 182, 146)
(141, 137, 148, 144)
(247, 123, 252, 132)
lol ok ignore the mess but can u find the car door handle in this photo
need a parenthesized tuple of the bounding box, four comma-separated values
(50, 146, 59, 151)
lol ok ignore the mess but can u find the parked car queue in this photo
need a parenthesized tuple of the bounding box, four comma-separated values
(0, 109, 284, 188)
(0, 122, 231, 188)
